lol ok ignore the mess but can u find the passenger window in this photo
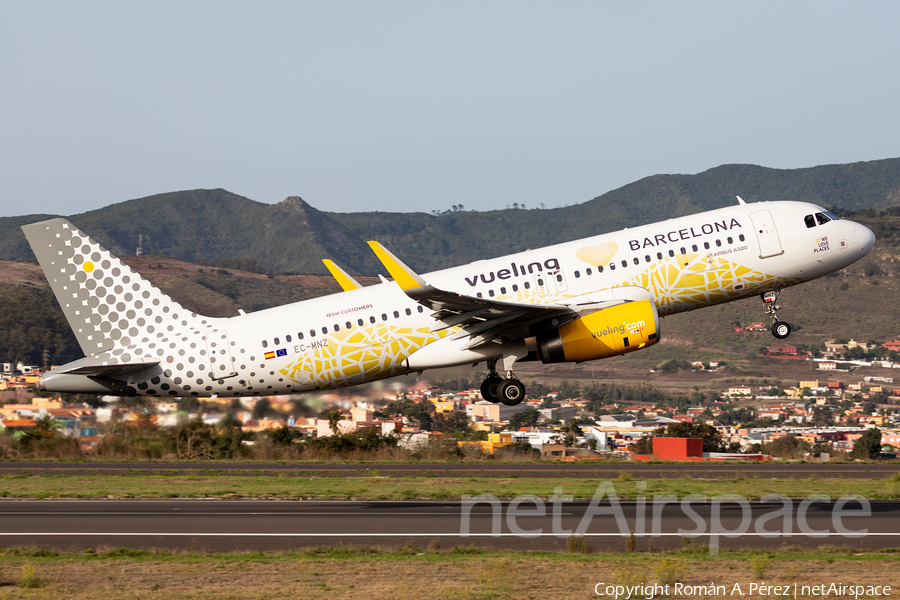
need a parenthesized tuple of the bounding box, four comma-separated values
(556, 274, 563, 282)
(727, 237, 733, 244)
(345, 321, 352, 329)
(405, 308, 411, 315)
(417, 306, 424, 313)
(323, 326, 329, 334)
(645, 255, 651, 262)
(512, 284, 518, 291)
(274, 337, 280, 345)
(574, 271, 581, 278)
(310, 329, 316, 338)
(804, 215, 816, 228)
(716, 239, 722, 247)
(286, 335, 292, 343)
(369, 316, 376, 323)
(393, 311, 399, 318)
(524, 281, 531, 289)
(586, 268, 592, 275)
(609, 263, 616, 271)
(621, 260, 627, 268)
(381, 313, 388, 321)
(739, 234, 745, 242)
(668, 250, 675, 257)
(358, 319, 364, 326)
(597, 266, 604, 273)
(477, 292, 483, 298)
(815, 212, 831, 225)
(656, 252, 663, 260)
(298, 332, 304, 340)
(633, 257, 639, 265)
(500, 286, 507, 293)
(704, 242, 710, 250)
(537, 278, 544, 286)
(691, 244, 698, 252)
(333, 324, 340, 332)
(489, 289, 495, 297)
(262, 340, 268, 348)
(680, 247, 686, 255)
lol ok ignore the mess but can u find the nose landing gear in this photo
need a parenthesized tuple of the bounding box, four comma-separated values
(762, 290, 792, 340)
(480, 359, 527, 406)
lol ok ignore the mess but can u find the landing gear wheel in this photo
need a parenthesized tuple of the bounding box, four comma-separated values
(771, 321, 791, 340)
(480, 375, 503, 403)
(498, 379, 527, 406)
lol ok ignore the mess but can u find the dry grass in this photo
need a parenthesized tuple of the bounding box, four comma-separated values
(2, 472, 899, 501)
(0, 551, 897, 599)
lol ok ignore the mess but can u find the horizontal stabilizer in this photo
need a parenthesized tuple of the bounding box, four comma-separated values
(54, 358, 160, 379)
(322, 259, 362, 291)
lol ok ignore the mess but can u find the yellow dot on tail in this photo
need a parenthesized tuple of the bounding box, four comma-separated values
(83, 261, 94, 273)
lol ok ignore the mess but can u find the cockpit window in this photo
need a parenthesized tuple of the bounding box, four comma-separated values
(804, 215, 816, 228)
(815, 212, 831, 225)
(823, 210, 839, 221)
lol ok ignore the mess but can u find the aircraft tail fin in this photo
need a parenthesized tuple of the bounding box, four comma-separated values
(21, 218, 214, 357)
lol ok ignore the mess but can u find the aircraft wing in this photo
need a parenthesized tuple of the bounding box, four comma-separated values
(367, 241, 649, 350)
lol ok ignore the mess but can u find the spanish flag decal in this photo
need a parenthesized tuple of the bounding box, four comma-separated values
(264, 351, 275, 360)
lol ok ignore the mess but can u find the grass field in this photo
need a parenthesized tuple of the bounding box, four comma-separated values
(0, 545, 897, 599)
(2, 471, 900, 500)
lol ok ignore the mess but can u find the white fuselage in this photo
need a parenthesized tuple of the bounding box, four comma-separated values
(31, 201, 874, 399)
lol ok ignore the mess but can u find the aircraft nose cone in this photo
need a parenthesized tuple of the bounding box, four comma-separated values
(858, 223, 875, 257)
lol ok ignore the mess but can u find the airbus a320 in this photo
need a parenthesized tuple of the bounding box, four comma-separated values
(22, 197, 875, 406)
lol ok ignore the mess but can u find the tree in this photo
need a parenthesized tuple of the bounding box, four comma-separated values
(327, 411, 344, 435)
(508, 408, 540, 430)
(562, 420, 582, 447)
(432, 411, 470, 434)
(251, 398, 273, 420)
(850, 428, 882, 460)
(269, 425, 297, 446)
(811, 406, 834, 427)
(217, 412, 243, 434)
(32, 413, 62, 437)
(764, 435, 811, 459)
(630, 434, 656, 454)
(663, 422, 731, 452)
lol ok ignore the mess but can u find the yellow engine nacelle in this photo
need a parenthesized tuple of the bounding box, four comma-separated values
(536, 300, 660, 363)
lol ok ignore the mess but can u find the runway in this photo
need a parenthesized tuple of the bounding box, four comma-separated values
(0, 498, 896, 553)
(1, 461, 898, 479)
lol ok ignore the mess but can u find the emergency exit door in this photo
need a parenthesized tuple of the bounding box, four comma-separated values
(749, 210, 784, 259)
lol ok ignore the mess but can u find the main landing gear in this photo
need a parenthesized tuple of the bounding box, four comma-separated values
(480, 359, 527, 406)
(762, 290, 792, 340)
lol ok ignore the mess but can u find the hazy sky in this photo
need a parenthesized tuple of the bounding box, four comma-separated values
(2, 1, 899, 218)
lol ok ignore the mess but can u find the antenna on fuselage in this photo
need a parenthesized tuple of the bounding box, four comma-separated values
(736, 196, 747, 205)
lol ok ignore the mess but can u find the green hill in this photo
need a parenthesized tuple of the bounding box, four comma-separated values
(2, 158, 899, 275)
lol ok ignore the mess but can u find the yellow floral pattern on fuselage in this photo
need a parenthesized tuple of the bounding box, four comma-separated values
(279, 324, 453, 390)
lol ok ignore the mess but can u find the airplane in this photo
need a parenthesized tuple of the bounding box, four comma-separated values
(22, 198, 875, 406)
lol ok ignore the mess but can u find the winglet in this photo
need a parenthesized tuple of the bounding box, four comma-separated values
(322, 259, 362, 291)
(367, 241, 428, 291)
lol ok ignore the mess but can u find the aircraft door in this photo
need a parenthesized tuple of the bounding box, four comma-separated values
(534, 273, 549, 296)
(547, 269, 568, 293)
(204, 330, 238, 379)
(749, 210, 784, 259)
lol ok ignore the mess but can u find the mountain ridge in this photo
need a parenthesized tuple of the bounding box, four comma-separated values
(1, 158, 898, 275)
